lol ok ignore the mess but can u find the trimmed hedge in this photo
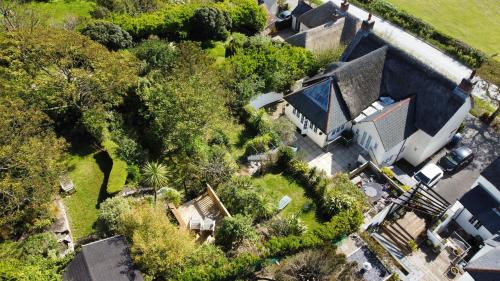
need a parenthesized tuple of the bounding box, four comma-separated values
(350, 0, 486, 68)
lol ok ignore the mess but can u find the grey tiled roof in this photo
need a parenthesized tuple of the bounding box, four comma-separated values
(63, 236, 143, 281)
(481, 156, 500, 189)
(361, 98, 417, 151)
(291, 1, 312, 17)
(341, 31, 467, 137)
(466, 247, 500, 279)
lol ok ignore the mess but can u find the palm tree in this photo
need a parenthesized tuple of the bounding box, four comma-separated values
(142, 161, 168, 205)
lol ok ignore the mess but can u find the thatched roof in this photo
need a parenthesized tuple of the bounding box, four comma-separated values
(342, 32, 467, 136)
(286, 19, 345, 52)
(298, 1, 337, 28)
(361, 98, 417, 151)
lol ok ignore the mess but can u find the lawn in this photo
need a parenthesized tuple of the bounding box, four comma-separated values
(252, 172, 321, 230)
(25, 0, 95, 25)
(63, 145, 111, 240)
(385, 0, 500, 60)
(206, 41, 227, 65)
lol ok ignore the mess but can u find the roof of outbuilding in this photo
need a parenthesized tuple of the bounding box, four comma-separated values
(481, 157, 500, 189)
(63, 236, 143, 281)
(459, 186, 500, 234)
(291, 1, 313, 17)
(298, 1, 337, 28)
(362, 98, 417, 151)
(341, 32, 467, 136)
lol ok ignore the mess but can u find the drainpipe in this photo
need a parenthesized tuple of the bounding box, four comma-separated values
(393, 138, 408, 164)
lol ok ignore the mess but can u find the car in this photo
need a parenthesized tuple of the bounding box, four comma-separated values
(277, 11, 291, 21)
(413, 163, 444, 188)
(439, 146, 474, 173)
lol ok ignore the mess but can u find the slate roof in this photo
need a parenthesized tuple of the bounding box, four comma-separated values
(341, 32, 467, 136)
(63, 236, 143, 281)
(466, 248, 500, 280)
(298, 1, 337, 28)
(459, 186, 500, 234)
(361, 98, 417, 151)
(481, 157, 500, 189)
(291, 1, 313, 17)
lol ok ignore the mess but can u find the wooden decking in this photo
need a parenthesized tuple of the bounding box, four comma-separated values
(380, 211, 427, 253)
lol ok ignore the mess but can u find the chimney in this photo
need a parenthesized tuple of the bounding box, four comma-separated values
(340, 1, 350, 13)
(361, 13, 375, 31)
(458, 70, 475, 94)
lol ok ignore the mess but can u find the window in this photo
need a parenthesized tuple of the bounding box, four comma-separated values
(314, 127, 318, 133)
(468, 216, 482, 229)
(310, 122, 313, 129)
(293, 108, 297, 114)
(360, 132, 367, 146)
(468, 216, 477, 224)
(301, 115, 305, 123)
(373, 143, 378, 150)
(365, 135, 372, 149)
(474, 221, 482, 229)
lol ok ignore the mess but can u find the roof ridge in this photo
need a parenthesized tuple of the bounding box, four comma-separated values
(372, 98, 411, 122)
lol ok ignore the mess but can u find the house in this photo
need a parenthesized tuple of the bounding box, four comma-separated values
(284, 17, 472, 167)
(449, 157, 500, 241)
(286, 1, 361, 53)
(63, 236, 143, 281)
(464, 234, 500, 281)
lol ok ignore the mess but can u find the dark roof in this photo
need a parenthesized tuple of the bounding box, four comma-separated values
(341, 32, 467, 136)
(63, 236, 143, 281)
(459, 186, 500, 234)
(298, 1, 336, 28)
(285, 48, 388, 133)
(291, 1, 313, 17)
(362, 98, 417, 151)
(481, 157, 500, 189)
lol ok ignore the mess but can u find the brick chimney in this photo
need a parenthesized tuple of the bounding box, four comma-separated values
(340, 0, 350, 13)
(458, 70, 475, 94)
(361, 13, 375, 31)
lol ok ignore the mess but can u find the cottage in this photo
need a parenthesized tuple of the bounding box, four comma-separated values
(286, 1, 361, 53)
(284, 18, 472, 167)
(63, 236, 143, 281)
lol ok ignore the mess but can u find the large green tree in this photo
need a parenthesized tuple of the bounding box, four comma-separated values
(0, 28, 138, 141)
(0, 98, 66, 239)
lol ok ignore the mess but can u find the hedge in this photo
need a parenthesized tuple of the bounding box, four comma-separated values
(350, 0, 487, 68)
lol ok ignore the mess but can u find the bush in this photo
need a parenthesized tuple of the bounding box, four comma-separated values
(209, 129, 230, 147)
(244, 133, 273, 155)
(96, 196, 132, 237)
(190, 7, 232, 41)
(132, 39, 178, 73)
(321, 173, 365, 217)
(215, 215, 257, 251)
(217, 0, 266, 35)
(407, 239, 417, 252)
(158, 187, 182, 206)
(267, 214, 307, 237)
(126, 164, 142, 184)
(277, 146, 295, 169)
(81, 21, 133, 50)
(381, 166, 395, 179)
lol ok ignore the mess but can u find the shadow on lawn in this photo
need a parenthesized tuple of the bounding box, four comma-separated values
(93, 151, 112, 208)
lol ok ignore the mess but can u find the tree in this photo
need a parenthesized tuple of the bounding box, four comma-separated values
(274, 247, 361, 281)
(96, 196, 132, 237)
(142, 161, 168, 205)
(267, 214, 307, 237)
(0, 28, 138, 141)
(218, 177, 274, 221)
(200, 146, 237, 187)
(132, 39, 178, 74)
(190, 7, 232, 41)
(118, 202, 195, 279)
(0, 98, 66, 239)
(81, 21, 133, 50)
(271, 117, 297, 145)
(215, 214, 256, 251)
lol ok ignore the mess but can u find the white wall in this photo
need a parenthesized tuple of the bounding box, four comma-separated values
(403, 97, 471, 166)
(453, 207, 494, 241)
(299, 22, 309, 32)
(352, 122, 386, 164)
(285, 104, 327, 147)
(474, 176, 500, 201)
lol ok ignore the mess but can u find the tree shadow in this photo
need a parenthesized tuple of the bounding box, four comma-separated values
(93, 151, 113, 208)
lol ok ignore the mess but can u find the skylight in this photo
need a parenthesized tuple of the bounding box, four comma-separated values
(303, 79, 331, 111)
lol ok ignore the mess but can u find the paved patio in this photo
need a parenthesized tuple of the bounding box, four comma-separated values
(293, 133, 368, 176)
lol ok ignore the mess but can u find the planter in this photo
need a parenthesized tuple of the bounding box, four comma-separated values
(450, 266, 459, 275)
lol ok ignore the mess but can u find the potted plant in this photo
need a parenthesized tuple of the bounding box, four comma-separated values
(450, 266, 459, 276)
(453, 248, 463, 256)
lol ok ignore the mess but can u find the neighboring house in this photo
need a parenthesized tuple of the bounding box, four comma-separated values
(286, 1, 361, 53)
(464, 234, 500, 281)
(63, 236, 144, 281)
(450, 157, 500, 241)
(284, 18, 473, 167)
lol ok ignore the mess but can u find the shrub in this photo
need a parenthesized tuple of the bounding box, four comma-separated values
(216, 0, 266, 35)
(277, 146, 295, 169)
(126, 164, 142, 184)
(132, 39, 178, 73)
(267, 214, 307, 237)
(381, 166, 395, 179)
(321, 173, 365, 217)
(407, 239, 417, 252)
(96, 196, 132, 237)
(215, 215, 257, 251)
(81, 21, 133, 50)
(209, 129, 230, 147)
(190, 7, 232, 41)
(244, 133, 274, 156)
(158, 187, 182, 206)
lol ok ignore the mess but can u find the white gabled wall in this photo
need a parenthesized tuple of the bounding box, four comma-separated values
(403, 97, 471, 166)
(284, 104, 327, 147)
(453, 205, 494, 241)
(474, 176, 500, 202)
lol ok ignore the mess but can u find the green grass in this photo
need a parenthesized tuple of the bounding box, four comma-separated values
(206, 41, 227, 65)
(252, 173, 321, 230)
(25, 0, 95, 25)
(223, 120, 254, 162)
(385, 0, 500, 60)
(102, 138, 128, 194)
(63, 145, 111, 240)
